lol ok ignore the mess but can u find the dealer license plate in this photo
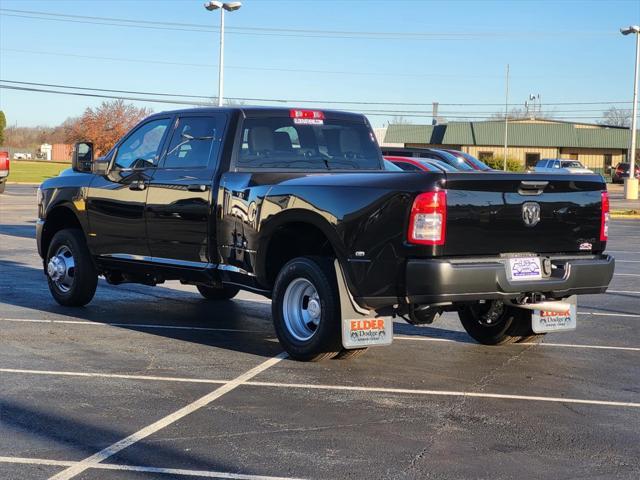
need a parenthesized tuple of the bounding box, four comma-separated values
(508, 257, 542, 281)
(532, 302, 577, 333)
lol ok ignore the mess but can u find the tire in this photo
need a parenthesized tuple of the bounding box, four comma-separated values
(197, 284, 240, 300)
(458, 301, 534, 345)
(272, 256, 342, 361)
(334, 347, 368, 360)
(46, 228, 98, 307)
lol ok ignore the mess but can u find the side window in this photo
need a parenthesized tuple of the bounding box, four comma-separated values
(163, 115, 226, 169)
(114, 118, 171, 169)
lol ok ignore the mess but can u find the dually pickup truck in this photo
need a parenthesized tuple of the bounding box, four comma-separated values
(37, 107, 615, 361)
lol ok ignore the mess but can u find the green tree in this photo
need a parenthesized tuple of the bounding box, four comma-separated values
(0, 111, 6, 146)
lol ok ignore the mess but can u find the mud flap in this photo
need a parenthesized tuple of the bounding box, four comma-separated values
(334, 259, 393, 349)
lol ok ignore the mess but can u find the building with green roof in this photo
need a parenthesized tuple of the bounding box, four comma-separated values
(383, 118, 639, 175)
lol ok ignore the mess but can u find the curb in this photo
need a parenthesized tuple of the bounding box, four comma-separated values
(7, 182, 41, 186)
(611, 214, 640, 219)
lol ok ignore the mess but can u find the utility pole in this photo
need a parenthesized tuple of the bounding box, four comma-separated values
(621, 25, 640, 200)
(503, 64, 510, 171)
(432, 102, 439, 126)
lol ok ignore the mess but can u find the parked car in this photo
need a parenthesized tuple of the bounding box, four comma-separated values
(441, 149, 492, 171)
(383, 159, 403, 171)
(534, 159, 594, 174)
(381, 147, 475, 171)
(13, 152, 32, 160)
(37, 107, 614, 361)
(0, 151, 10, 193)
(386, 156, 456, 173)
(611, 162, 640, 183)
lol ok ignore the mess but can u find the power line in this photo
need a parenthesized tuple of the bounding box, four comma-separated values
(0, 79, 632, 108)
(0, 84, 613, 120)
(0, 8, 615, 40)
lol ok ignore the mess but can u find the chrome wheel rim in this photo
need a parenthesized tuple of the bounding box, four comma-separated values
(47, 245, 76, 293)
(282, 278, 321, 341)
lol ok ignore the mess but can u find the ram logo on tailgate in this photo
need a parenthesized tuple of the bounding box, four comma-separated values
(522, 202, 541, 227)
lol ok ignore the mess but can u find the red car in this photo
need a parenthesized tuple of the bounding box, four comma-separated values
(385, 155, 457, 173)
(0, 151, 10, 194)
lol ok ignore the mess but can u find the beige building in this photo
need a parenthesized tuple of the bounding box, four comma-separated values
(384, 118, 639, 175)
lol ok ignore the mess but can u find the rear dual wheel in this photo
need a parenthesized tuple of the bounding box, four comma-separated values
(458, 300, 544, 345)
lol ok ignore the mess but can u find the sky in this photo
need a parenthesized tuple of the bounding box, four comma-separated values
(0, 0, 639, 128)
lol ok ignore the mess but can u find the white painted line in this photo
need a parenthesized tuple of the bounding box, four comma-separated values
(0, 318, 267, 334)
(614, 273, 640, 277)
(517, 342, 640, 352)
(616, 260, 640, 263)
(49, 352, 288, 480)
(0, 456, 303, 480)
(0, 368, 230, 384)
(606, 289, 640, 295)
(244, 381, 640, 409)
(94, 462, 304, 479)
(579, 311, 640, 318)
(395, 336, 640, 352)
(0, 456, 73, 467)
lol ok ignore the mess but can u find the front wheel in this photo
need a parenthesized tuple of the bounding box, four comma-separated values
(46, 228, 98, 306)
(272, 256, 342, 361)
(458, 301, 542, 345)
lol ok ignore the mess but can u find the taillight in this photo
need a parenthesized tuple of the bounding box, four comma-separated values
(408, 191, 447, 245)
(600, 191, 609, 242)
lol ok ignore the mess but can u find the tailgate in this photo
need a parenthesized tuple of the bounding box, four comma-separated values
(443, 172, 606, 256)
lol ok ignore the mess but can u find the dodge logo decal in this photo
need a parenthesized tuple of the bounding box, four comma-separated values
(522, 202, 541, 227)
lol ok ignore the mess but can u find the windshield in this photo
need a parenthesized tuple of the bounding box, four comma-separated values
(431, 150, 474, 170)
(562, 161, 584, 168)
(419, 159, 457, 172)
(237, 116, 383, 170)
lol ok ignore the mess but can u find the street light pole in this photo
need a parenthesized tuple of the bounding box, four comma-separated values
(204, 1, 242, 107)
(218, 7, 225, 107)
(621, 25, 640, 200)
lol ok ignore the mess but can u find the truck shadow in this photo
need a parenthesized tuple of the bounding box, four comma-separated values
(0, 260, 281, 359)
(0, 399, 275, 477)
(0, 224, 36, 239)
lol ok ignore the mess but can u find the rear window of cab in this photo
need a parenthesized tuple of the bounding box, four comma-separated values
(235, 113, 383, 171)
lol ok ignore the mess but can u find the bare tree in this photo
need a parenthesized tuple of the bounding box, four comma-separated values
(598, 107, 631, 127)
(389, 116, 414, 125)
(488, 108, 529, 120)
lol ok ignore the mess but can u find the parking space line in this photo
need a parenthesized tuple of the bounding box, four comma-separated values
(3, 365, 639, 410)
(49, 352, 288, 480)
(394, 336, 640, 352)
(614, 273, 640, 277)
(616, 260, 640, 263)
(0, 318, 268, 334)
(0, 456, 73, 467)
(0, 456, 304, 479)
(579, 311, 640, 318)
(606, 290, 640, 295)
(243, 381, 640, 409)
(0, 368, 230, 384)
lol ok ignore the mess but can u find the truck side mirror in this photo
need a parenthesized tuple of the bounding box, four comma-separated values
(72, 142, 94, 173)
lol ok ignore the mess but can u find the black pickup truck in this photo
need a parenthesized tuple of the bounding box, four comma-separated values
(36, 107, 614, 361)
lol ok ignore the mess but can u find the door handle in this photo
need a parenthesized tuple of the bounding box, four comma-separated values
(129, 181, 147, 191)
(187, 184, 209, 192)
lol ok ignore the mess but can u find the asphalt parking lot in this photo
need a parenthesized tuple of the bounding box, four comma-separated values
(1, 183, 639, 480)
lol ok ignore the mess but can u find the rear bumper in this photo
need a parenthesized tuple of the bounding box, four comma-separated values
(405, 254, 615, 304)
